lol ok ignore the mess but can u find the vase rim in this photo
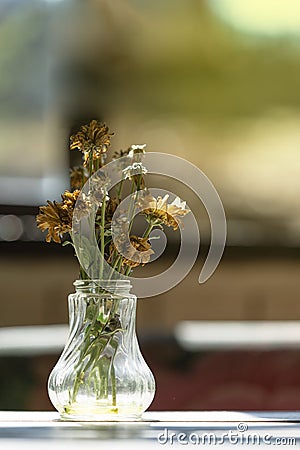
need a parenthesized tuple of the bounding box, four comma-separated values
(73, 279, 132, 293)
(74, 279, 131, 285)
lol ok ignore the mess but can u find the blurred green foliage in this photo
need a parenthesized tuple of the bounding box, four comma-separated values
(0, 1, 46, 117)
(2, 1, 300, 122)
(121, 3, 300, 121)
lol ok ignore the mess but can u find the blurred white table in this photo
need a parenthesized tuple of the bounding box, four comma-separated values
(0, 325, 68, 356)
(2, 321, 300, 357)
(175, 321, 300, 350)
(0, 411, 300, 449)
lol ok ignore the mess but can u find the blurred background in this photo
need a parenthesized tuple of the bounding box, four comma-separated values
(1, 0, 300, 411)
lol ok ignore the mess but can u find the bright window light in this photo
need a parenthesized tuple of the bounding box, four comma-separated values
(211, 0, 300, 36)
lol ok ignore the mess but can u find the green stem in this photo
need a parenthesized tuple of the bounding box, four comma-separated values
(89, 153, 93, 177)
(71, 336, 109, 404)
(99, 196, 107, 279)
(110, 347, 117, 407)
(127, 181, 136, 234)
(111, 367, 116, 407)
(70, 298, 121, 405)
(128, 176, 143, 234)
(81, 168, 85, 188)
(116, 180, 124, 203)
(79, 266, 87, 280)
(70, 231, 87, 280)
(143, 222, 155, 239)
(116, 257, 123, 273)
(108, 254, 122, 280)
(124, 265, 132, 276)
(71, 372, 84, 404)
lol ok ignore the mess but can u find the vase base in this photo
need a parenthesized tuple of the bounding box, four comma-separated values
(59, 404, 144, 422)
(60, 414, 143, 422)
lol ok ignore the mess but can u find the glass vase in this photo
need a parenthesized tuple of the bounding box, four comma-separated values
(48, 280, 155, 421)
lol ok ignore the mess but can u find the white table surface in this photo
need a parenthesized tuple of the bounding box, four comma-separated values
(0, 411, 300, 449)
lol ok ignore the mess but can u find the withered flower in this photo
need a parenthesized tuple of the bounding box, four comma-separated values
(36, 200, 73, 243)
(70, 120, 113, 166)
(36, 190, 88, 243)
(37, 120, 192, 282)
(142, 194, 190, 231)
(61, 189, 80, 208)
(63, 189, 92, 220)
(123, 235, 153, 267)
(109, 235, 153, 268)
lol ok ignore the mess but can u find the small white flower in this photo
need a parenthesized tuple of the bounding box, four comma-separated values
(128, 144, 147, 158)
(123, 162, 148, 180)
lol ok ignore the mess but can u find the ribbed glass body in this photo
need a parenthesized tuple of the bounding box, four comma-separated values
(48, 280, 155, 421)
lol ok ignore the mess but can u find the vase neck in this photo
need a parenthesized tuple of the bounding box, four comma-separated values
(73, 279, 132, 296)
